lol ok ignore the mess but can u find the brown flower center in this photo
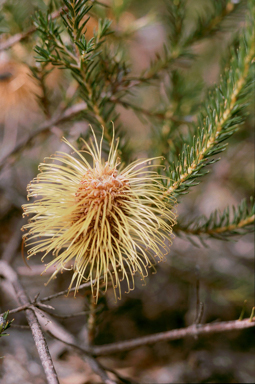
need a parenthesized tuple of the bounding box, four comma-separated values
(73, 162, 129, 227)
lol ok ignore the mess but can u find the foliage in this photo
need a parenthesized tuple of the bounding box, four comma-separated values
(176, 197, 255, 245)
(0, 311, 13, 338)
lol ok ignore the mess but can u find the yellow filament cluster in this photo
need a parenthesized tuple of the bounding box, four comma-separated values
(22, 130, 176, 301)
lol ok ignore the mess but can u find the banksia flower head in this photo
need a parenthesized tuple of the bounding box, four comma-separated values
(22, 129, 176, 302)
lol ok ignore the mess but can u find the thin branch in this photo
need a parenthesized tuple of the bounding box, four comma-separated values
(91, 318, 255, 356)
(175, 214, 255, 236)
(0, 102, 87, 171)
(47, 331, 139, 383)
(46, 316, 255, 357)
(39, 277, 103, 303)
(11, 324, 30, 329)
(48, 331, 117, 384)
(87, 82, 113, 143)
(175, 198, 255, 240)
(64, 11, 113, 145)
(42, 306, 117, 384)
(1, 303, 32, 316)
(0, 261, 59, 384)
(124, 2, 243, 87)
(126, 51, 180, 85)
(0, 7, 66, 52)
(183, 1, 243, 47)
(208, 215, 255, 234)
(87, 297, 97, 344)
(1, 284, 115, 384)
(165, 26, 255, 196)
(111, 98, 191, 125)
(44, 4, 113, 145)
(1, 265, 254, 366)
(0, 277, 103, 317)
(43, 310, 89, 319)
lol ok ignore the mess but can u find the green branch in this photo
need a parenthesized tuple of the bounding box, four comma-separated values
(122, 1, 243, 88)
(111, 98, 191, 125)
(175, 198, 255, 242)
(0, 311, 13, 338)
(183, 0, 244, 47)
(164, 5, 254, 197)
(33, 1, 131, 152)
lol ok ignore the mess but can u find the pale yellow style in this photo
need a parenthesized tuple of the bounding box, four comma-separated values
(22, 130, 176, 301)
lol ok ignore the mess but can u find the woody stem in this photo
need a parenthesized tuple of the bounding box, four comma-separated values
(87, 295, 97, 345)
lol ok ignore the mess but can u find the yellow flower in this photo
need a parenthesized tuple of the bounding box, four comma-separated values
(22, 130, 176, 301)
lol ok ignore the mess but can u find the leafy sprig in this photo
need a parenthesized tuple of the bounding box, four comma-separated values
(175, 198, 255, 244)
(33, 0, 132, 157)
(0, 311, 13, 338)
(183, 0, 245, 47)
(164, 4, 254, 197)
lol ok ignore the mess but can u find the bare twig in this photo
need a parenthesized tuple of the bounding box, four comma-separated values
(196, 303, 204, 325)
(0, 277, 103, 317)
(0, 261, 59, 384)
(34, 307, 114, 383)
(43, 310, 89, 319)
(1, 263, 254, 378)
(20, 303, 120, 384)
(39, 277, 103, 303)
(11, 324, 30, 329)
(91, 318, 255, 356)
(49, 332, 139, 383)
(39, 315, 255, 359)
(0, 8, 66, 52)
(47, 331, 117, 384)
(194, 279, 204, 325)
(87, 296, 97, 344)
(2, 303, 32, 316)
(0, 102, 87, 170)
(40, 310, 117, 384)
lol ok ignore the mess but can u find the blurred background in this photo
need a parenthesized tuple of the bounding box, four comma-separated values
(0, 0, 254, 383)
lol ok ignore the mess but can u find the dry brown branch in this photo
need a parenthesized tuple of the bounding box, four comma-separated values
(0, 277, 102, 317)
(47, 331, 117, 384)
(0, 102, 87, 170)
(43, 310, 90, 319)
(28, 304, 114, 384)
(0, 8, 66, 52)
(91, 318, 255, 356)
(37, 311, 117, 384)
(40, 316, 255, 358)
(87, 297, 97, 345)
(0, 261, 59, 384)
(2, 268, 254, 360)
(47, 331, 139, 383)
(39, 276, 103, 303)
(10, 324, 30, 329)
